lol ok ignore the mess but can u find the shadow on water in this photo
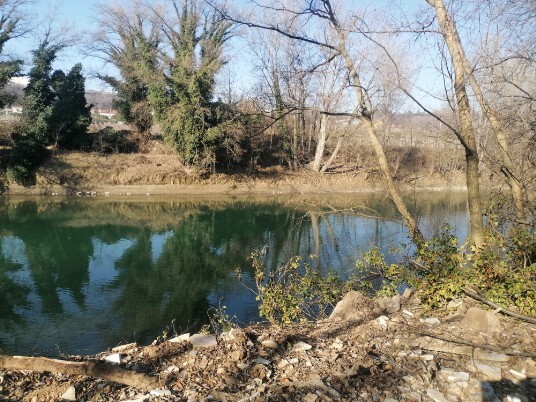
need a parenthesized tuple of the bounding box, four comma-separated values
(0, 192, 468, 356)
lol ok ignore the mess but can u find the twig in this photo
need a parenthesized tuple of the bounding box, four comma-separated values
(462, 288, 536, 324)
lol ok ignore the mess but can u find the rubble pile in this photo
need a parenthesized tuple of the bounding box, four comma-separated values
(1, 290, 535, 401)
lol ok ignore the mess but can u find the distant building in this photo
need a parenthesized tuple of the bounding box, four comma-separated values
(91, 108, 118, 119)
(9, 77, 29, 87)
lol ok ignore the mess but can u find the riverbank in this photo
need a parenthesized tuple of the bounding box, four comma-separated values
(3, 150, 470, 195)
(1, 291, 535, 401)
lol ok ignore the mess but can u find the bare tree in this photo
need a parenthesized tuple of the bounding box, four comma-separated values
(218, 0, 424, 245)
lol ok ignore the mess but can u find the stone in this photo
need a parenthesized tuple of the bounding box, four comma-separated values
(426, 388, 449, 402)
(61, 386, 77, 401)
(444, 370, 470, 383)
(292, 341, 312, 352)
(261, 339, 279, 349)
(402, 288, 413, 298)
(111, 342, 137, 352)
(169, 333, 190, 343)
(474, 362, 502, 381)
(386, 295, 401, 314)
(189, 334, 217, 348)
(149, 389, 171, 396)
(420, 317, 441, 326)
(223, 375, 237, 386)
(104, 353, 122, 364)
(402, 309, 414, 316)
(303, 393, 318, 402)
(229, 328, 243, 340)
(508, 369, 527, 380)
(329, 291, 373, 321)
(460, 307, 501, 333)
(376, 315, 389, 329)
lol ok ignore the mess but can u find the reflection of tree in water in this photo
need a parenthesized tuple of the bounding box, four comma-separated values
(0, 252, 31, 352)
(111, 203, 311, 342)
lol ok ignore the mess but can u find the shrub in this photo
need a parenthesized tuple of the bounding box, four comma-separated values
(243, 248, 362, 324)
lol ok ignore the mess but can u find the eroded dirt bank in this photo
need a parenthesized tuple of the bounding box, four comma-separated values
(4, 151, 468, 195)
(1, 291, 535, 401)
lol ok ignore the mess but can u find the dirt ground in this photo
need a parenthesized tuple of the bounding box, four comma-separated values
(0, 292, 535, 402)
(3, 145, 468, 196)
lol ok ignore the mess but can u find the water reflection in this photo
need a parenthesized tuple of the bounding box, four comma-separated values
(0, 193, 468, 356)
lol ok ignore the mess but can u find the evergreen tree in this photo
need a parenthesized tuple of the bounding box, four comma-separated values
(7, 41, 92, 184)
(50, 63, 92, 149)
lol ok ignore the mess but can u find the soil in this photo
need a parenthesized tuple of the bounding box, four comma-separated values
(3, 144, 468, 195)
(1, 292, 535, 402)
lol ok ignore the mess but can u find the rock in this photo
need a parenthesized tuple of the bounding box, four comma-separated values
(330, 338, 344, 350)
(303, 393, 318, 402)
(250, 363, 268, 379)
(229, 328, 244, 340)
(104, 353, 122, 364)
(169, 333, 190, 343)
(189, 334, 217, 348)
(261, 339, 279, 349)
(376, 315, 389, 329)
(223, 374, 237, 386)
(460, 307, 501, 333)
(420, 317, 440, 326)
(402, 288, 413, 298)
(61, 386, 77, 401)
(508, 369, 527, 380)
(402, 309, 414, 317)
(375, 295, 401, 314)
(292, 341, 312, 352)
(149, 389, 171, 396)
(426, 388, 449, 402)
(386, 295, 401, 313)
(329, 290, 373, 321)
(443, 370, 470, 383)
(475, 351, 509, 362)
(474, 362, 502, 381)
(111, 342, 137, 352)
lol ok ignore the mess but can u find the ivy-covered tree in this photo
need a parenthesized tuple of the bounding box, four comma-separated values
(92, 1, 161, 135)
(150, 0, 233, 168)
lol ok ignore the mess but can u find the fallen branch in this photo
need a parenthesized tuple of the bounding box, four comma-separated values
(415, 333, 536, 358)
(0, 355, 162, 391)
(462, 288, 536, 324)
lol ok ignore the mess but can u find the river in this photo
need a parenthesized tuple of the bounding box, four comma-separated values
(0, 192, 468, 356)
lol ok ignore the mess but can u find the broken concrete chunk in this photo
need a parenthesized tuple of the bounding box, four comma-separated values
(168, 333, 190, 343)
(104, 353, 122, 364)
(292, 341, 312, 352)
(460, 307, 501, 333)
(189, 334, 217, 348)
(61, 386, 77, 401)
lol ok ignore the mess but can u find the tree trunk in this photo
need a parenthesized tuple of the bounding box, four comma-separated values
(312, 114, 328, 172)
(333, 30, 424, 246)
(320, 136, 342, 174)
(457, 46, 526, 221)
(427, 0, 484, 247)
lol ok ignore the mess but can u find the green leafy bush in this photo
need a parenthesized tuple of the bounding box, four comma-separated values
(244, 248, 356, 324)
(373, 222, 535, 315)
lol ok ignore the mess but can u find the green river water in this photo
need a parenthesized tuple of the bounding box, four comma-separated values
(0, 192, 468, 356)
